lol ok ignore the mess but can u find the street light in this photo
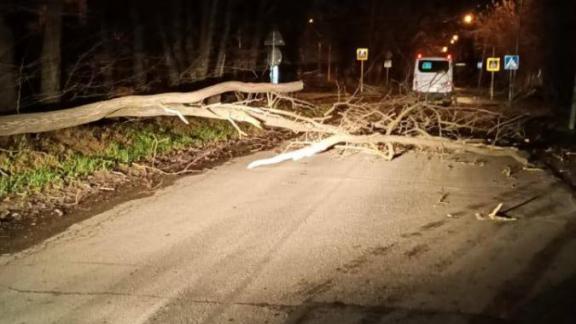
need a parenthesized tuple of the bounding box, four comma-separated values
(441, 46, 448, 53)
(452, 34, 459, 41)
(463, 13, 474, 24)
(308, 18, 314, 24)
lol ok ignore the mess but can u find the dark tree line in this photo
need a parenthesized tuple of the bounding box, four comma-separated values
(0, 0, 573, 115)
(0, 0, 311, 114)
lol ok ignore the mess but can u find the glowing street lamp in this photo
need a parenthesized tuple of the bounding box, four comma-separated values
(450, 39, 455, 45)
(463, 13, 474, 24)
(452, 34, 459, 41)
(441, 46, 448, 53)
(308, 18, 315, 24)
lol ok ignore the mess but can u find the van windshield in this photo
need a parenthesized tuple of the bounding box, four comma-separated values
(418, 60, 449, 73)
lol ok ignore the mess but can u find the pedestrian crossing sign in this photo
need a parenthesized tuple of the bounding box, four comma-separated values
(356, 48, 369, 61)
(486, 57, 500, 72)
(504, 55, 520, 70)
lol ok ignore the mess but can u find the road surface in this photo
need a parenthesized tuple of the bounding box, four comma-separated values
(1, 150, 576, 323)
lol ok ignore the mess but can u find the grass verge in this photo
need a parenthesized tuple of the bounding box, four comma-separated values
(0, 118, 238, 199)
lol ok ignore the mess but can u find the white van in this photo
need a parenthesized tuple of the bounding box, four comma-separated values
(412, 56, 454, 103)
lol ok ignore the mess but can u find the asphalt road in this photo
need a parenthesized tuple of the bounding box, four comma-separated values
(1, 150, 576, 324)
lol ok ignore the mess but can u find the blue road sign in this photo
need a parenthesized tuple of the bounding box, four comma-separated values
(504, 55, 520, 70)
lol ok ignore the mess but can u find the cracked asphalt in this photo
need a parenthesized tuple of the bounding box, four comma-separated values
(1, 150, 576, 323)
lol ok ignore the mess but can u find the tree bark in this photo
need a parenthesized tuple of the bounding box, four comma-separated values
(0, 81, 304, 136)
(0, 15, 17, 113)
(40, 0, 63, 103)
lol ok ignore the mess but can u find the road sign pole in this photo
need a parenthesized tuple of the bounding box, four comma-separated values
(508, 70, 513, 105)
(360, 60, 364, 93)
(490, 71, 495, 101)
(356, 48, 368, 93)
(386, 68, 390, 87)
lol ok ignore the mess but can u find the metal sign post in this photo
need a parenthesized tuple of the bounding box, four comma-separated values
(384, 50, 393, 87)
(356, 48, 368, 93)
(264, 28, 285, 84)
(504, 55, 520, 104)
(486, 56, 500, 100)
(384, 60, 392, 87)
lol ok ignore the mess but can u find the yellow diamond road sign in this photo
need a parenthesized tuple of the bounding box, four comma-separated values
(356, 48, 369, 61)
(486, 57, 500, 72)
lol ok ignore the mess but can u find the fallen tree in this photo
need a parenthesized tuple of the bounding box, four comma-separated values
(0, 80, 530, 168)
(0, 81, 304, 136)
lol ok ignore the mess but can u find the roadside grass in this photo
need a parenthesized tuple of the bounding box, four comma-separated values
(0, 118, 238, 198)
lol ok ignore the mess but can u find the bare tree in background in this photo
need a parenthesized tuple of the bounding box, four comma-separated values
(215, 0, 234, 77)
(159, 17, 180, 87)
(40, 0, 62, 103)
(475, 0, 543, 93)
(131, 7, 146, 90)
(171, 0, 185, 75)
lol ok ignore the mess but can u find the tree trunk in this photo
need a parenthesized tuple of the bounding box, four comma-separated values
(159, 20, 180, 87)
(183, 1, 195, 70)
(40, 0, 63, 103)
(100, 24, 114, 92)
(77, 0, 88, 25)
(0, 15, 17, 113)
(131, 8, 146, 90)
(0, 81, 304, 136)
(215, 0, 234, 77)
(171, 0, 185, 71)
(248, 0, 268, 71)
(569, 72, 576, 130)
(196, 0, 220, 79)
